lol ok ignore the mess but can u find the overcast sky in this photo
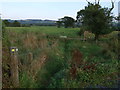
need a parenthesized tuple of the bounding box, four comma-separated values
(0, 0, 119, 20)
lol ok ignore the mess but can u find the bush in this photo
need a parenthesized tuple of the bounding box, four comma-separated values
(36, 51, 65, 88)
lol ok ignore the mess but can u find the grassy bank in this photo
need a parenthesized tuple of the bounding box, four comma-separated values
(3, 26, 119, 88)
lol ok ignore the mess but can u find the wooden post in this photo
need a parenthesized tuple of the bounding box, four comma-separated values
(10, 47, 19, 88)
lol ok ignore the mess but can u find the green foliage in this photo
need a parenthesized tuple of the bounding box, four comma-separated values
(48, 57, 118, 88)
(77, 1, 114, 40)
(2, 21, 11, 52)
(12, 20, 21, 27)
(36, 51, 65, 88)
(4, 26, 119, 88)
(56, 20, 63, 28)
(6, 26, 80, 37)
(78, 27, 84, 36)
(2, 20, 10, 27)
(48, 69, 68, 88)
(2, 21, 12, 88)
(58, 16, 75, 28)
(20, 72, 37, 88)
(2, 20, 21, 27)
(46, 52, 64, 74)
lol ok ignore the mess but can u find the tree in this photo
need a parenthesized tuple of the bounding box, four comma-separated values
(115, 15, 120, 21)
(56, 19, 63, 28)
(62, 16, 75, 28)
(58, 16, 75, 28)
(12, 20, 21, 27)
(76, 0, 114, 40)
(3, 20, 10, 27)
(115, 15, 120, 31)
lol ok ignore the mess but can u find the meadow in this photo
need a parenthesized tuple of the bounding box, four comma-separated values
(7, 26, 80, 37)
(3, 26, 119, 88)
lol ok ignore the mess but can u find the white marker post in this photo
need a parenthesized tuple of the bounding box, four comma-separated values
(10, 47, 19, 88)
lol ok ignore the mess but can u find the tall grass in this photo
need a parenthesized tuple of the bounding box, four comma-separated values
(3, 26, 119, 88)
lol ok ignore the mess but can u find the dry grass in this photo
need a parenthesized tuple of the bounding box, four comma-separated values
(23, 32, 48, 49)
(83, 31, 95, 40)
(51, 39, 59, 48)
(23, 33, 38, 49)
(28, 52, 48, 80)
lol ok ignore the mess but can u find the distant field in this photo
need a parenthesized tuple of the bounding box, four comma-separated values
(6, 26, 119, 39)
(6, 26, 80, 38)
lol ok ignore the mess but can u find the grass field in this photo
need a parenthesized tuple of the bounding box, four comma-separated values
(3, 26, 119, 88)
(6, 26, 80, 37)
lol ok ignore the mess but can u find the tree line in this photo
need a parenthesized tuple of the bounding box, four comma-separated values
(3, 20, 21, 27)
(56, 0, 120, 41)
(2, 20, 57, 27)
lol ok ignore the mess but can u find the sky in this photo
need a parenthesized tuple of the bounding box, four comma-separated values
(118, 1, 120, 15)
(0, 0, 119, 20)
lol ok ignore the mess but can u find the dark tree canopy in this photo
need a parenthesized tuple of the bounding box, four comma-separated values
(3, 20, 21, 27)
(117, 15, 120, 21)
(57, 16, 75, 28)
(56, 19, 63, 28)
(115, 15, 120, 31)
(76, 0, 114, 40)
(12, 20, 21, 27)
(3, 20, 10, 27)
(62, 16, 75, 28)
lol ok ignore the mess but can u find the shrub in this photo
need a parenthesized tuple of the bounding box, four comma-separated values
(36, 51, 65, 88)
